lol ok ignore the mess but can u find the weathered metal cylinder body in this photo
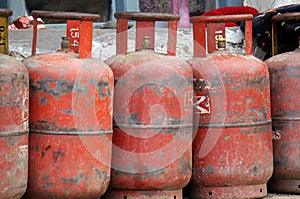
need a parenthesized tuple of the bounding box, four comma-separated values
(0, 9, 29, 199)
(265, 40, 300, 194)
(188, 15, 273, 199)
(22, 11, 114, 199)
(103, 12, 193, 199)
(266, 49, 300, 194)
(264, 13, 300, 194)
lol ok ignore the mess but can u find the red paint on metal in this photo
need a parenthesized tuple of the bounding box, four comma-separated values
(30, 10, 100, 57)
(31, 17, 38, 56)
(104, 51, 193, 199)
(188, 14, 273, 198)
(66, 20, 80, 53)
(265, 43, 300, 193)
(193, 22, 206, 58)
(0, 9, 29, 199)
(245, 19, 253, 55)
(26, 134, 112, 198)
(190, 183, 268, 199)
(104, 189, 183, 199)
(103, 12, 192, 199)
(266, 13, 300, 194)
(207, 22, 225, 53)
(0, 55, 29, 199)
(23, 11, 113, 198)
(136, 21, 155, 51)
(116, 18, 128, 55)
(0, 134, 28, 199)
(23, 51, 114, 199)
(115, 12, 179, 55)
(190, 14, 253, 23)
(167, 20, 178, 56)
(79, 20, 93, 58)
(191, 14, 253, 56)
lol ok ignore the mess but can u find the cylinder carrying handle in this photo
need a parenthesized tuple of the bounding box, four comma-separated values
(0, 9, 13, 55)
(272, 12, 300, 22)
(191, 14, 253, 58)
(114, 12, 180, 56)
(31, 10, 100, 58)
(271, 12, 300, 56)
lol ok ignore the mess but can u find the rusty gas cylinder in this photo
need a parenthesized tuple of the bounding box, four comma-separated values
(102, 12, 193, 199)
(22, 11, 114, 199)
(265, 12, 300, 194)
(0, 9, 29, 199)
(188, 14, 273, 199)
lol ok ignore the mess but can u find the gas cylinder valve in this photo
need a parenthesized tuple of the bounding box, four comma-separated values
(217, 37, 226, 50)
(142, 36, 151, 49)
(61, 37, 70, 50)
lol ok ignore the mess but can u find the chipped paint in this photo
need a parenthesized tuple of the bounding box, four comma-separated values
(103, 12, 193, 199)
(0, 15, 29, 197)
(189, 15, 273, 199)
(266, 47, 300, 194)
(22, 11, 113, 199)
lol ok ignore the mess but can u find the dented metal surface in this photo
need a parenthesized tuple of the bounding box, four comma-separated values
(23, 53, 114, 199)
(22, 11, 114, 199)
(265, 44, 300, 194)
(105, 50, 193, 199)
(188, 15, 273, 199)
(103, 12, 193, 199)
(0, 9, 29, 199)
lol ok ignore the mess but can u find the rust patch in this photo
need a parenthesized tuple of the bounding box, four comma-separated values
(60, 170, 84, 185)
(95, 169, 108, 182)
(29, 78, 74, 97)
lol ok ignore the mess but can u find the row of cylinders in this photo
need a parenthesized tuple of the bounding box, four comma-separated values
(1, 9, 299, 199)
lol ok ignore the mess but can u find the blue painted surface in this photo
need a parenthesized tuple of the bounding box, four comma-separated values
(111, 0, 140, 20)
(0, 0, 28, 21)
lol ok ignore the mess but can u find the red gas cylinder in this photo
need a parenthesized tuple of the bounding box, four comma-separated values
(103, 12, 193, 199)
(188, 15, 273, 199)
(22, 11, 114, 199)
(0, 9, 29, 199)
(265, 13, 300, 194)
